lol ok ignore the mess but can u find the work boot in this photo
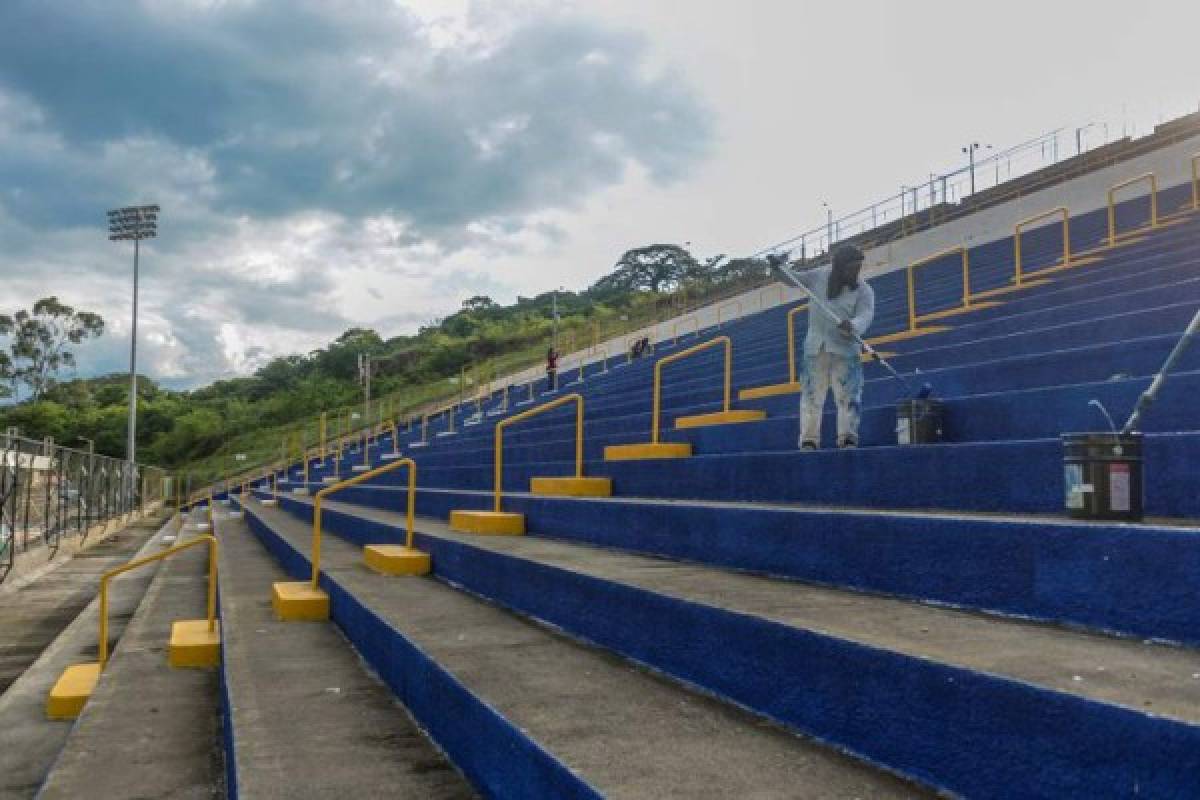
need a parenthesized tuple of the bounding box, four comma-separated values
(798, 439, 818, 451)
(838, 435, 858, 449)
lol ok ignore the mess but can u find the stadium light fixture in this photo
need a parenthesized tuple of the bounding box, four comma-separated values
(107, 204, 159, 475)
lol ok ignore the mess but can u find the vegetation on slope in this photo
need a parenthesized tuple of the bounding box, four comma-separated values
(1, 246, 770, 483)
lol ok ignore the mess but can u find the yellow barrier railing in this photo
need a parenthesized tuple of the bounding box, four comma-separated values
(383, 419, 400, 457)
(717, 300, 742, 328)
(786, 304, 809, 384)
(309, 458, 418, 589)
(1107, 172, 1157, 245)
(99, 534, 218, 667)
(906, 246, 970, 331)
(651, 336, 731, 443)
(759, 284, 784, 309)
(670, 315, 699, 346)
(1015, 206, 1071, 286)
(1191, 153, 1199, 211)
(593, 345, 609, 374)
(490, 394, 584, 513)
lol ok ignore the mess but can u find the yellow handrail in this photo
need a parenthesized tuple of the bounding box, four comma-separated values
(1107, 172, 1158, 245)
(717, 300, 742, 328)
(1191, 154, 1199, 211)
(384, 419, 399, 456)
(593, 345, 609, 374)
(786, 304, 809, 384)
(98, 534, 218, 667)
(309, 458, 418, 588)
(1014, 206, 1070, 286)
(651, 336, 731, 443)
(670, 315, 699, 346)
(759, 284, 784, 309)
(907, 245, 970, 331)
(490, 394, 584, 513)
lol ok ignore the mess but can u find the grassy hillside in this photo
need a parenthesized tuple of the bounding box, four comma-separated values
(1, 246, 771, 486)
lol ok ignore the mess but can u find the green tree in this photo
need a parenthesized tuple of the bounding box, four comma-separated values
(589, 244, 700, 295)
(1, 297, 105, 402)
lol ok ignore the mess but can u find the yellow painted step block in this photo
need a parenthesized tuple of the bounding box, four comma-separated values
(364, 545, 431, 575)
(168, 619, 221, 668)
(449, 510, 526, 536)
(739, 381, 801, 401)
(675, 409, 766, 429)
(530, 477, 613, 497)
(47, 662, 100, 720)
(271, 581, 330, 621)
(603, 442, 692, 461)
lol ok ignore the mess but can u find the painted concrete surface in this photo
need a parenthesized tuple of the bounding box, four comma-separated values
(37, 521, 221, 799)
(244, 499, 931, 799)
(217, 510, 475, 800)
(0, 515, 169, 798)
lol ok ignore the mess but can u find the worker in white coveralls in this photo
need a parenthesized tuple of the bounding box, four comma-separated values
(771, 244, 875, 450)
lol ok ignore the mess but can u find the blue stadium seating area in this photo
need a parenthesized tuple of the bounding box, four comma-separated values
(213, 178, 1200, 797)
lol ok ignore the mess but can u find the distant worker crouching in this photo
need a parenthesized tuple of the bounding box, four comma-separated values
(771, 244, 875, 449)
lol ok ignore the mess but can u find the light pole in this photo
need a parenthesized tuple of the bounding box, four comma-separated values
(961, 143, 991, 195)
(358, 352, 372, 425)
(107, 205, 159, 475)
(822, 202, 833, 250)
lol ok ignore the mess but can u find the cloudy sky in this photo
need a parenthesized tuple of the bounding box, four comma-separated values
(1, 0, 1197, 390)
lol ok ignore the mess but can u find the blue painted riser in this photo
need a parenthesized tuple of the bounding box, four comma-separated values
(257, 494, 1200, 799)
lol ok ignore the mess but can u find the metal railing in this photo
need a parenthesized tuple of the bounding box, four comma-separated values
(1191, 154, 1199, 210)
(651, 337, 732, 444)
(716, 300, 742, 328)
(786, 304, 810, 384)
(906, 246, 971, 331)
(490, 394, 585, 513)
(97, 533, 218, 667)
(0, 431, 166, 584)
(668, 316, 700, 346)
(1108, 172, 1158, 245)
(309, 458, 418, 589)
(759, 285, 784, 309)
(1014, 206, 1071, 286)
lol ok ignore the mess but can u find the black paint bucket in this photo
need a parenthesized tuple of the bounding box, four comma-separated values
(1061, 432, 1144, 521)
(896, 399, 944, 444)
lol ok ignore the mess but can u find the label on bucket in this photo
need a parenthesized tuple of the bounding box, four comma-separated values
(1110, 463, 1131, 512)
(1064, 464, 1086, 509)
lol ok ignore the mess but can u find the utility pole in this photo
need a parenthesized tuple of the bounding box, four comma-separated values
(961, 143, 990, 195)
(358, 353, 372, 426)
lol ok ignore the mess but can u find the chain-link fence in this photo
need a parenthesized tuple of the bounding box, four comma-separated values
(0, 429, 167, 585)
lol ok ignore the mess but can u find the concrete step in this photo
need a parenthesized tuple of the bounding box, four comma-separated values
(214, 508, 476, 799)
(239, 497, 931, 798)
(0, 516, 172, 798)
(278, 494, 1200, 798)
(37, 514, 221, 799)
(0, 518, 160, 695)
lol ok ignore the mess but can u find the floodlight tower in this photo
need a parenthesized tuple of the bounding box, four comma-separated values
(107, 205, 159, 472)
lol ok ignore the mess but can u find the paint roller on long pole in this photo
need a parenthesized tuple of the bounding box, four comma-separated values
(766, 253, 929, 399)
(1121, 306, 1200, 434)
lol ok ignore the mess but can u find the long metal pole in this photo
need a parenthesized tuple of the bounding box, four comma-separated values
(126, 237, 139, 470)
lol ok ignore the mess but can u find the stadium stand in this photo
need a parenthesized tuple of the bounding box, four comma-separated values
(19, 144, 1200, 797)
